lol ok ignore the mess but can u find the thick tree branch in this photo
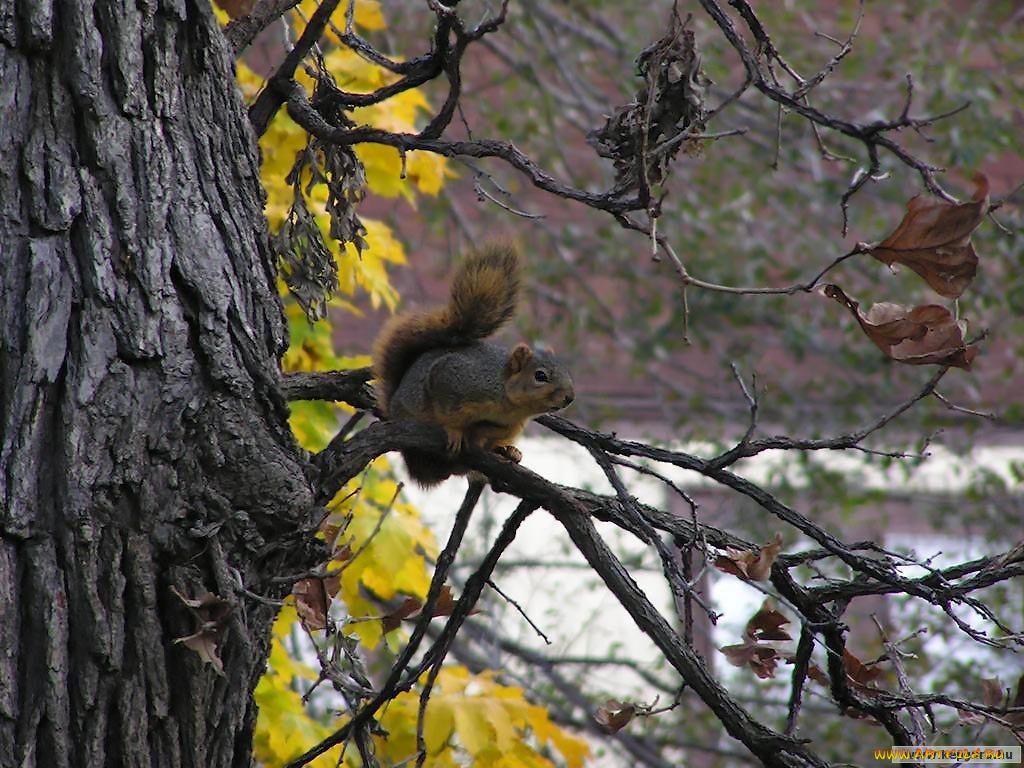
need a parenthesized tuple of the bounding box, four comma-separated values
(248, 0, 342, 135)
(281, 369, 375, 410)
(224, 0, 300, 55)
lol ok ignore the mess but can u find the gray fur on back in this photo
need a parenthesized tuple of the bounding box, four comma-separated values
(388, 342, 511, 421)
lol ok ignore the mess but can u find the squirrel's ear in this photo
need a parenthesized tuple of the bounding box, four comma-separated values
(506, 343, 534, 374)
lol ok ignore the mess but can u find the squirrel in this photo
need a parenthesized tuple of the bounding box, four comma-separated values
(372, 243, 575, 487)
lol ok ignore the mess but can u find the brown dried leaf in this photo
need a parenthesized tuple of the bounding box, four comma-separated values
(595, 700, 637, 733)
(821, 284, 976, 370)
(842, 649, 884, 692)
(712, 553, 746, 579)
(170, 588, 229, 676)
(714, 533, 783, 582)
(719, 599, 792, 680)
(981, 676, 1005, 708)
(430, 585, 457, 619)
(871, 173, 988, 298)
(747, 533, 783, 581)
(175, 627, 225, 675)
(381, 596, 423, 634)
(720, 641, 758, 668)
(746, 598, 791, 642)
(748, 647, 783, 679)
(957, 709, 986, 727)
(808, 663, 830, 687)
(294, 578, 330, 632)
(323, 573, 342, 600)
(320, 521, 342, 543)
(381, 585, 465, 634)
(720, 641, 782, 679)
(171, 587, 230, 617)
(807, 651, 884, 694)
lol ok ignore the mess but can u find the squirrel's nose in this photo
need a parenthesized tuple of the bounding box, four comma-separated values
(562, 392, 575, 408)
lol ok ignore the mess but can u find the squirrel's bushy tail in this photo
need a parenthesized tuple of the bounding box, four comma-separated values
(373, 242, 521, 415)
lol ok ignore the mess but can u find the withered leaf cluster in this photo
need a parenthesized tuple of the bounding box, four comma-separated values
(714, 533, 783, 582)
(720, 598, 793, 680)
(588, 10, 709, 193)
(172, 587, 233, 676)
(294, 573, 343, 632)
(277, 70, 369, 322)
(824, 174, 988, 369)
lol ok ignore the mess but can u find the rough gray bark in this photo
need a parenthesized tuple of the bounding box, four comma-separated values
(0, 2, 316, 766)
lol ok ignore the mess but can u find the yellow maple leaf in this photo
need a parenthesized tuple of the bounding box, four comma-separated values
(322, 470, 437, 647)
(371, 668, 590, 767)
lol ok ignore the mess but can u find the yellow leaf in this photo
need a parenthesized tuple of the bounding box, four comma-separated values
(281, 303, 342, 372)
(356, 144, 415, 200)
(405, 150, 454, 196)
(288, 400, 341, 452)
(483, 699, 518, 752)
(452, 698, 498, 756)
(326, 468, 437, 647)
(533, 713, 591, 768)
(498, 742, 557, 768)
(352, 0, 386, 30)
(422, 701, 456, 754)
(370, 668, 589, 767)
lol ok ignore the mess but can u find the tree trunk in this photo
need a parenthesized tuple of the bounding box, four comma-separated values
(0, 2, 314, 766)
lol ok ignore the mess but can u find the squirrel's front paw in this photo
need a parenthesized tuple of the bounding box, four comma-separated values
(493, 445, 522, 463)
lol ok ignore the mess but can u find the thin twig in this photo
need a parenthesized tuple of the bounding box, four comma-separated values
(487, 579, 552, 644)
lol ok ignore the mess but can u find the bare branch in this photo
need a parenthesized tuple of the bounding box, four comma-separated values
(249, 0, 343, 136)
(225, 0, 301, 55)
(707, 366, 951, 468)
(283, 482, 486, 768)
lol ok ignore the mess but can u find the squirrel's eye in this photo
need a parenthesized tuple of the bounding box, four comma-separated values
(534, 369, 549, 383)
